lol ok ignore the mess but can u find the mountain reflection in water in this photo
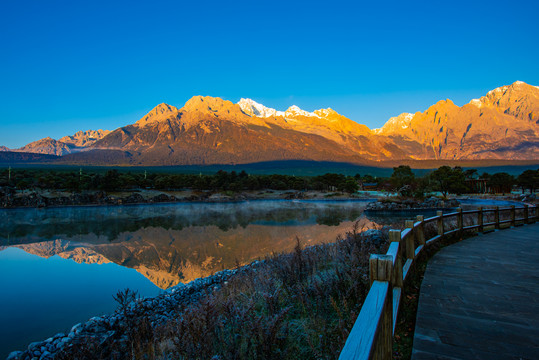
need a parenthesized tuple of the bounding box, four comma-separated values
(0, 200, 388, 288)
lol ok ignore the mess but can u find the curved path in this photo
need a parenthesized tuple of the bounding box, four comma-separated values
(412, 224, 539, 360)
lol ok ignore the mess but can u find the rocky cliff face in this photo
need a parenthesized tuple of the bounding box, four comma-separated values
(15, 137, 76, 156)
(87, 95, 376, 165)
(6, 81, 539, 163)
(375, 81, 539, 160)
(7, 129, 110, 156)
(59, 129, 110, 147)
(85, 81, 539, 164)
(239, 98, 396, 159)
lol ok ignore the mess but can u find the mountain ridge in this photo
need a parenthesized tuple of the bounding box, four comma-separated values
(375, 81, 539, 160)
(3, 81, 538, 164)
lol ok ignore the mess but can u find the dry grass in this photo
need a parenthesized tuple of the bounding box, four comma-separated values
(55, 222, 388, 360)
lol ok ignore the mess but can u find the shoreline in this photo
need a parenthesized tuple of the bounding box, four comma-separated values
(6, 228, 388, 360)
(5, 264, 245, 360)
(0, 188, 380, 210)
(4, 195, 534, 359)
(1, 185, 533, 211)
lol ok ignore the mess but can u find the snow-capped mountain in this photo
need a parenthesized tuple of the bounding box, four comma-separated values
(238, 98, 285, 118)
(3, 81, 538, 164)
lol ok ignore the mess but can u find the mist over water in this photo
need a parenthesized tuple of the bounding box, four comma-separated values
(0, 199, 385, 358)
(0, 200, 368, 243)
(0, 201, 386, 288)
(0, 198, 519, 357)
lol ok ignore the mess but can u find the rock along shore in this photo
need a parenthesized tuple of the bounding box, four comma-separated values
(6, 266, 242, 360)
(365, 196, 460, 212)
(0, 187, 372, 209)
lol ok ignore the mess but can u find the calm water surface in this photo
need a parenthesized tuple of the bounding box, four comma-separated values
(0, 200, 512, 358)
(0, 199, 391, 357)
(2, 198, 509, 357)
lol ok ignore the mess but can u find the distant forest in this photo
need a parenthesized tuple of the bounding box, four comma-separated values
(0, 166, 537, 196)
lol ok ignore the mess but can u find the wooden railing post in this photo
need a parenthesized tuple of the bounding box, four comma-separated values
(389, 230, 403, 288)
(416, 215, 425, 246)
(368, 254, 393, 359)
(456, 207, 463, 235)
(478, 206, 483, 233)
(494, 206, 500, 230)
(404, 220, 415, 260)
(511, 205, 516, 227)
(369, 254, 393, 285)
(524, 205, 529, 224)
(437, 210, 444, 238)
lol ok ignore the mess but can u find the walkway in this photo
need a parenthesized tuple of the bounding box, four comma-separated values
(412, 224, 539, 360)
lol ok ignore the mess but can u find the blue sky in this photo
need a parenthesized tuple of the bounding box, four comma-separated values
(1, 0, 538, 148)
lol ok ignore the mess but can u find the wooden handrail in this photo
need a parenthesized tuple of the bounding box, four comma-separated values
(498, 206, 513, 211)
(422, 216, 438, 223)
(441, 212, 459, 218)
(339, 203, 538, 360)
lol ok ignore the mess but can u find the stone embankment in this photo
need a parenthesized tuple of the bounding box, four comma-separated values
(365, 197, 460, 212)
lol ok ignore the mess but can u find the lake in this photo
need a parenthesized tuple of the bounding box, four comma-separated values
(0, 198, 514, 358)
(0, 199, 406, 357)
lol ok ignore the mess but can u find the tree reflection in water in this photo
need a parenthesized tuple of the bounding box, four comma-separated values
(0, 200, 394, 288)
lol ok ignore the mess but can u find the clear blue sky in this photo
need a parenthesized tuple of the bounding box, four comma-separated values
(1, 0, 537, 148)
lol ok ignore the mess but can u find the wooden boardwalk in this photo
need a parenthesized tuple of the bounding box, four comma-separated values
(412, 224, 539, 360)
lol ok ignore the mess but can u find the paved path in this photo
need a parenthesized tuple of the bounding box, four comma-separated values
(412, 224, 539, 360)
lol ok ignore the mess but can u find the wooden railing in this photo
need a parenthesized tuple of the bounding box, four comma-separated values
(339, 203, 538, 360)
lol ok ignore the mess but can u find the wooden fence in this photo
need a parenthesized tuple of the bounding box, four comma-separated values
(339, 204, 538, 360)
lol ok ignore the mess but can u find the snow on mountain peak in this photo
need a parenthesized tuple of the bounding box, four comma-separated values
(238, 99, 334, 120)
(470, 98, 483, 108)
(238, 98, 284, 118)
(373, 113, 414, 134)
(285, 105, 320, 118)
(513, 80, 539, 90)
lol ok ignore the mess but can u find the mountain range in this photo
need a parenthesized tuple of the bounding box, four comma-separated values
(2, 81, 538, 165)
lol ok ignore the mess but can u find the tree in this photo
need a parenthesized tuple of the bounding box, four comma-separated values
(517, 170, 539, 193)
(313, 173, 346, 191)
(450, 167, 467, 195)
(413, 176, 431, 199)
(102, 169, 121, 191)
(464, 169, 478, 180)
(488, 172, 514, 194)
(430, 166, 452, 197)
(16, 179, 30, 190)
(430, 166, 466, 197)
(390, 165, 415, 196)
(362, 174, 376, 183)
(342, 177, 359, 194)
